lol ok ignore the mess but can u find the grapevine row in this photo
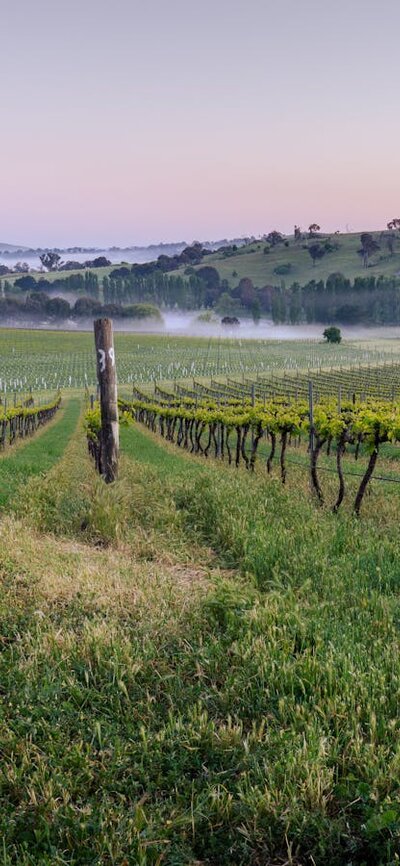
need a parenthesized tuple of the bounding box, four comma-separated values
(86, 393, 400, 515)
(0, 394, 61, 449)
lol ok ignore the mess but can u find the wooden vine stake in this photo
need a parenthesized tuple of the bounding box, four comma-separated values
(308, 379, 314, 487)
(94, 318, 119, 483)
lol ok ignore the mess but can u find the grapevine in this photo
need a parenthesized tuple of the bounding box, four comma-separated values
(108, 393, 400, 515)
(0, 394, 61, 449)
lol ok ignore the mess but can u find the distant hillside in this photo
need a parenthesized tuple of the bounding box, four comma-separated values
(188, 231, 400, 287)
(0, 236, 250, 260)
(0, 242, 30, 252)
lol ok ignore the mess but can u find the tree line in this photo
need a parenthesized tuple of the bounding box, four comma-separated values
(268, 273, 400, 325)
(4, 269, 400, 325)
(0, 292, 161, 322)
(104, 269, 400, 325)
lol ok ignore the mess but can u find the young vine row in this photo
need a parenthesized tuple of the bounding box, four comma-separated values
(0, 394, 61, 449)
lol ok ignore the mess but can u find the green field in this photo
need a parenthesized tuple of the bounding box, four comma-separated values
(1, 330, 400, 863)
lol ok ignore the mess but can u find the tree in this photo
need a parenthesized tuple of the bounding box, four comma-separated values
(308, 243, 326, 267)
(14, 275, 37, 291)
(84, 256, 111, 268)
(59, 260, 83, 271)
(221, 316, 240, 326)
(215, 292, 238, 316)
(387, 218, 400, 231)
(251, 298, 261, 323)
(308, 223, 321, 238)
(109, 266, 131, 278)
(385, 231, 396, 257)
(266, 230, 284, 247)
(323, 326, 342, 343)
(73, 296, 102, 316)
(46, 297, 71, 318)
(196, 266, 220, 289)
(25, 291, 49, 313)
(238, 277, 256, 309)
(294, 225, 302, 241)
(39, 252, 62, 271)
(358, 233, 380, 268)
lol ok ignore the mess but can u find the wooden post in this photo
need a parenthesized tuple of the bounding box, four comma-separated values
(251, 383, 255, 447)
(308, 380, 314, 484)
(94, 318, 119, 483)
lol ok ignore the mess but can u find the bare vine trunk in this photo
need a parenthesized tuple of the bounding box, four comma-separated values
(333, 433, 346, 513)
(310, 436, 326, 505)
(280, 431, 288, 484)
(354, 433, 380, 516)
(250, 422, 263, 472)
(267, 431, 276, 474)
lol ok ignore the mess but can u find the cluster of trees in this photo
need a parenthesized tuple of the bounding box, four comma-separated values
(38, 252, 110, 272)
(102, 267, 266, 320)
(0, 254, 111, 277)
(358, 227, 400, 266)
(110, 243, 212, 278)
(262, 225, 400, 269)
(0, 292, 161, 322)
(13, 265, 394, 326)
(7, 271, 100, 297)
(103, 267, 225, 310)
(268, 273, 400, 325)
(307, 237, 340, 266)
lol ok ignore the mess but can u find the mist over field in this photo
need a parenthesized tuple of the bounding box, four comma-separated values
(0, 248, 170, 269)
(2, 308, 400, 342)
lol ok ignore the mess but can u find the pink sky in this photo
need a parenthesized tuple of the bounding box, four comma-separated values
(2, 0, 400, 247)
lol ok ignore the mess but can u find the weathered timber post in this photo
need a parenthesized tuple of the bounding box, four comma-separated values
(308, 379, 314, 486)
(94, 318, 119, 482)
(251, 383, 255, 447)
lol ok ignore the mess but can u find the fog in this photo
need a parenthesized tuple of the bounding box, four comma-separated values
(2, 310, 400, 342)
(0, 249, 160, 270)
(157, 314, 400, 341)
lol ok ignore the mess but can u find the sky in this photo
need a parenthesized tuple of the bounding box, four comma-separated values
(2, 0, 400, 248)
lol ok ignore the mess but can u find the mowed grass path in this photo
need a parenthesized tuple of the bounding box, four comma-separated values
(120, 422, 204, 478)
(0, 398, 80, 508)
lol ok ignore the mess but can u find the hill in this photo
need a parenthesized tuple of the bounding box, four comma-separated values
(0, 241, 30, 252)
(187, 230, 400, 287)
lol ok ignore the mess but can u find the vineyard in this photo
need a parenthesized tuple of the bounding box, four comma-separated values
(94, 391, 396, 515)
(3, 331, 400, 864)
(1, 327, 400, 397)
(83, 353, 400, 516)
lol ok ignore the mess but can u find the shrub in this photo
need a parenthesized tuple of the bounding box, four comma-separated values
(273, 263, 292, 275)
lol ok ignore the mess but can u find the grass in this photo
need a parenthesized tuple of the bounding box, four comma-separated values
(120, 422, 204, 478)
(0, 408, 400, 863)
(0, 398, 80, 508)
